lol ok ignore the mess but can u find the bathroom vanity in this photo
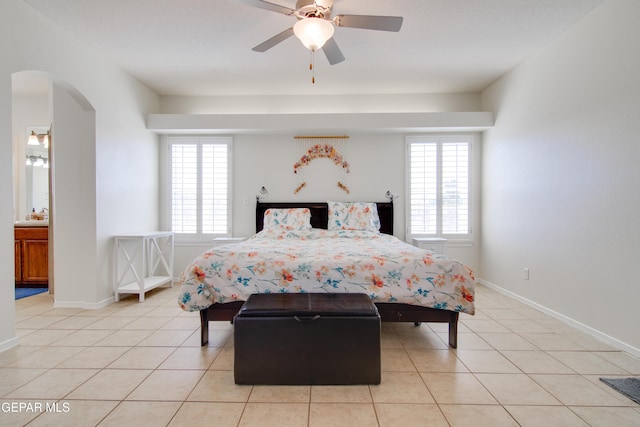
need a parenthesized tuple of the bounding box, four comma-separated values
(15, 222, 48, 286)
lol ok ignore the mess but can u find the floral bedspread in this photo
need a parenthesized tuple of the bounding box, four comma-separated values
(178, 229, 475, 315)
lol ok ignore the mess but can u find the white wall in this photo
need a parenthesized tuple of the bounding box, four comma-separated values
(481, 0, 640, 354)
(231, 133, 405, 235)
(49, 83, 97, 304)
(0, 0, 160, 350)
(0, 7, 16, 352)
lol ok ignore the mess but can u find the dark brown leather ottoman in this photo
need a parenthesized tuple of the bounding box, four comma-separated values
(234, 293, 381, 385)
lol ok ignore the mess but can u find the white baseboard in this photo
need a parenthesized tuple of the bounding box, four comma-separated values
(0, 337, 19, 353)
(53, 296, 114, 310)
(52, 284, 176, 310)
(477, 278, 640, 359)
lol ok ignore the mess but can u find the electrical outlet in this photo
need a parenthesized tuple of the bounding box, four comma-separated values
(523, 268, 530, 280)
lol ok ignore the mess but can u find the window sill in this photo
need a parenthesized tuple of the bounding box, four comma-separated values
(174, 238, 231, 247)
(407, 237, 473, 248)
(446, 240, 474, 248)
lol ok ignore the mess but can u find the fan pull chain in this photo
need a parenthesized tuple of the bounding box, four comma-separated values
(310, 50, 315, 84)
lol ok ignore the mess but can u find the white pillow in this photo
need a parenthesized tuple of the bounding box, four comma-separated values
(263, 208, 312, 231)
(327, 201, 380, 232)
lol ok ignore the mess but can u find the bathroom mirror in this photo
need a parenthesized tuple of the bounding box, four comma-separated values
(24, 126, 50, 219)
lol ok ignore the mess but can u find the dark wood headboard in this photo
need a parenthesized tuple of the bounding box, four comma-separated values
(256, 202, 394, 235)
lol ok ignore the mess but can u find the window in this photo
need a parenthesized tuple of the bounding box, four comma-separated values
(406, 135, 471, 239)
(168, 136, 231, 240)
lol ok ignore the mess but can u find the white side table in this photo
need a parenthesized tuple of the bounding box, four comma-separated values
(411, 237, 447, 255)
(113, 232, 174, 302)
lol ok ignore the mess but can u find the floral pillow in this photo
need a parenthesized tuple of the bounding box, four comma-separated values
(327, 201, 380, 232)
(263, 208, 312, 231)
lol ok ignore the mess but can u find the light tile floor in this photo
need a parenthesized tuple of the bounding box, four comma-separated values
(2, 284, 639, 426)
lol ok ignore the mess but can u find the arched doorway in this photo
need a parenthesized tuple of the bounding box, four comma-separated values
(12, 70, 96, 304)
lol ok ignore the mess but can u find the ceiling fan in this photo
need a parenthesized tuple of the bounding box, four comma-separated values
(234, 0, 403, 66)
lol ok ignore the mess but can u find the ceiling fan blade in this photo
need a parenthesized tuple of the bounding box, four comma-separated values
(233, 0, 295, 15)
(334, 14, 403, 32)
(322, 37, 345, 65)
(252, 27, 294, 52)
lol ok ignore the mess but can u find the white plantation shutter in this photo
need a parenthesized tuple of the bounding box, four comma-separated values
(171, 144, 197, 233)
(441, 142, 469, 234)
(407, 136, 471, 238)
(202, 144, 228, 234)
(409, 143, 438, 234)
(169, 137, 231, 238)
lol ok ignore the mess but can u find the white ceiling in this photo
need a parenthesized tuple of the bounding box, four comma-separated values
(19, 0, 603, 97)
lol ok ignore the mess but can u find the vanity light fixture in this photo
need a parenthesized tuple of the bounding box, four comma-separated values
(256, 186, 269, 201)
(26, 155, 48, 168)
(27, 130, 50, 148)
(28, 131, 39, 146)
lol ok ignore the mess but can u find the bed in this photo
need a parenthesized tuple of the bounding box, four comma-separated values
(178, 201, 475, 348)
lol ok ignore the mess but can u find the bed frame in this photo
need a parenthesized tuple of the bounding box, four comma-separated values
(199, 201, 460, 348)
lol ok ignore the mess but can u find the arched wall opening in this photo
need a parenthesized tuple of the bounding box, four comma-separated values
(12, 70, 97, 305)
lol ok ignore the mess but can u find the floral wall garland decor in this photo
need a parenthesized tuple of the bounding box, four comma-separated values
(293, 135, 350, 194)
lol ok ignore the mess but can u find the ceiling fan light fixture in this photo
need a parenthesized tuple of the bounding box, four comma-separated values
(293, 17, 334, 51)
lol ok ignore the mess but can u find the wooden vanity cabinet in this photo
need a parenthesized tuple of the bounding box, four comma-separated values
(15, 226, 49, 285)
(15, 240, 21, 283)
